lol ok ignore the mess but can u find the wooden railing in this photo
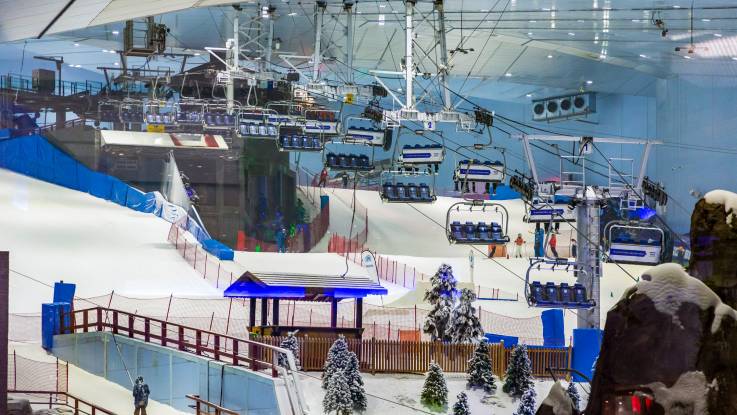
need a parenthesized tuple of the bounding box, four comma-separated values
(187, 394, 240, 415)
(9, 390, 117, 415)
(255, 336, 572, 378)
(61, 307, 290, 377)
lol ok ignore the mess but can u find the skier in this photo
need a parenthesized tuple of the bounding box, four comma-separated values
(275, 227, 287, 253)
(318, 167, 329, 187)
(549, 231, 559, 258)
(341, 172, 349, 188)
(570, 238, 577, 258)
(132, 376, 150, 415)
(513, 233, 525, 258)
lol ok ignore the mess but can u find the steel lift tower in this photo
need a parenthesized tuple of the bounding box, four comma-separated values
(520, 134, 660, 328)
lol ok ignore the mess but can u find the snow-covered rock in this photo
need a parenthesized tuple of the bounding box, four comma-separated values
(536, 381, 576, 415)
(622, 263, 737, 334)
(704, 189, 737, 226)
(645, 371, 716, 415)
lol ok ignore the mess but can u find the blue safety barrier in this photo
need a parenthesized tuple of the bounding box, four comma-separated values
(41, 302, 71, 350)
(202, 239, 235, 260)
(488, 184, 522, 200)
(484, 333, 519, 346)
(53, 281, 76, 304)
(572, 328, 603, 382)
(541, 309, 565, 347)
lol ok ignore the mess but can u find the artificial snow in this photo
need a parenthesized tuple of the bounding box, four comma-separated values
(704, 189, 737, 226)
(625, 263, 737, 333)
(540, 381, 574, 415)
(646, 371, 716, 415)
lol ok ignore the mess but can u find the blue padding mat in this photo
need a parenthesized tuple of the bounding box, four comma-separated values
(125, 187, 148, 211)
(202, 239, 235, 260)
(89, 171, 113, 200)
(52, 147, 79, 190)
(110, 178, 128, 206)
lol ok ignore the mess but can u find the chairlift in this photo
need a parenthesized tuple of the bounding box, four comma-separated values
(453, 159, 505, 195)
(276, 125, 323, 152)
(342, 116, 392, 148)
(143, 100, 177, 127)
(604, 221, 665, 265)
(266, 101, 304, 127)
(175, 100, 206, 130)
(379, 170, 436, 204)
(304, 108, 340, 135)
(399, 144, 445, 174)
(237, 107, 278, 139)
(203, 102, 236, 131)
(524, 258, 596, 309)
(98, 100, 121, 123)
(445, 200, 510, 245)
(524, 196, 576, 224)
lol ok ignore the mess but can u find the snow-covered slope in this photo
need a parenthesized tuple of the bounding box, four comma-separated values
(0, 169, 219, 313)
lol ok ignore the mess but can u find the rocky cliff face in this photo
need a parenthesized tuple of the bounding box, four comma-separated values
(584, 264, 737, 414)
(689, 192, 737, 308)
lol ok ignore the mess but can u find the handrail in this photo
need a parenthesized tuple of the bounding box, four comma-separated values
(186, 394, 240, 415)
(60, 307, 308, 415)
(10, 390, 117, 415)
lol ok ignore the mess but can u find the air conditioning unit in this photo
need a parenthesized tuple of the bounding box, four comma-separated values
(531, 92, 596, 122)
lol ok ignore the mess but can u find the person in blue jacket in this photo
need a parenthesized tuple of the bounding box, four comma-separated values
(275, 226, 287, 253)
(133, 376, 150, 415)
(534, 226, 545, 258)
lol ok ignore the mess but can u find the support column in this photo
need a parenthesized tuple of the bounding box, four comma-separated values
(1, 252, 8, 407)
(576, 189, 602, 329)
(227, 12, 239, 114)
(249, 298, 257, 328)
(355, 298, 363, 330)
(404, 0, 416, 108)
(330, 298, 338, 328)
(344, 2, 355, 84)
(312, 1, 327, 82)
(434, 0, 452, 110)
(272, 298, 280, 328)
(260, 298, 269, 326)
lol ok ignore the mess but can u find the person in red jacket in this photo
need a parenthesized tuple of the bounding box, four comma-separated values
(318, 167, 329, 187)
(513, 233, 525, 258)
(549, 231, 559, 258)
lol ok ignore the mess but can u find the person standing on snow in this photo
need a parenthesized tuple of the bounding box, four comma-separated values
(513, 233, 525, 258)
(570, 238, 577, 258)
(133, 376, 150, 415)
(549, 231, 559, 258)
(318, 167, 329, 187)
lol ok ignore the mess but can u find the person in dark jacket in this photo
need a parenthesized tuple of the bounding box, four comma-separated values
(133, 376, 150, 415)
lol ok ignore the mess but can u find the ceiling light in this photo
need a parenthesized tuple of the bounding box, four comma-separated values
(526, 93, 533, 97)
(481, 9, 489, 12)
(379, 4, 386, 7)
(529, 20, 536, 23)
(568, 32, 575, 36)
(75, 65, 81, 68)
(631, 19, 640, 23)
(505, 72, 512, 77)
(379, 15, 385, 25)
(288, 12, 297, 16)
(102, 49, 108, 53)
(68, 64, 75, 68)
(194, 52, 201, 56)
(586, 80, 593, 84)
(73, 43, 79, 47)
(577, 19, 585, 23)
(684, 55, 692, 59)
(114, 62, 119, 66)
(111, 30, 119, 35)
(714, 33, 723, 37)
(547, 54, 553, 59)
(639, 54, 647, 58)
(527, 32, 533, 36)
(673, 5, 681, 8)
(732, 57, 737, 61)
(599, 54, 606, 59)
(702, 18, 711, 22)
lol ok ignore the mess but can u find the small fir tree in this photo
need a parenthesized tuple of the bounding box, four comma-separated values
(502, 345, 534, 397)
(421, 361, 448, 409)
(423, 264, 457, 342)
(567, 381, 581, 411)
(452, 392, 470, 415)
(466, 339, 496, 392)
(514, 387, 537, 415)
(346, 352, 367, 412)
(323, 336, 352, 389)
(449, 288, 484, 343)
(278, 331, 301, 369)
(323, 368, 353, 415)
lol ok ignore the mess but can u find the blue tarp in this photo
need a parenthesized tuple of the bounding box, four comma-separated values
(484, 333, 519, 346)
(572, 328, 603, 382)
(202, 239, 235, 260)
(489, 184, 521, 201)
(541, 309, 565, 347)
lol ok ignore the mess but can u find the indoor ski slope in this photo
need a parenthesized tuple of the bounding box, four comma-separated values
(321, 186, 649, 332)
(0, 168, 220, 313)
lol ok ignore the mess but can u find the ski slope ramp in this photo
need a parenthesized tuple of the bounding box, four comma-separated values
(0, 169, 219, 313)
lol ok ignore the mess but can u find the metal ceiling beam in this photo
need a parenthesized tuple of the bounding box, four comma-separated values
(37, 0, 78, 39)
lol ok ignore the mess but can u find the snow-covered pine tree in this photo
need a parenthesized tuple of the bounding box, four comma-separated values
(567, 381, 581, 411)
(502, 344, 534, 397)
(322, 336, 352, 390)
(452, 392, 470, 415)
(323, 368, 353, 415)
(514, 387, 537, 415)
(420, 361, 449, 409)
(277, 331, 301, 369)
(346, 352, 367, 412)
(449, 288, 484, 343)
(423, 263, 458, 342)
(466, 339, 496, 392)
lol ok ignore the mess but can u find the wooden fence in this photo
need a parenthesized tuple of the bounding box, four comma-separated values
(255, 336, 571, 378)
